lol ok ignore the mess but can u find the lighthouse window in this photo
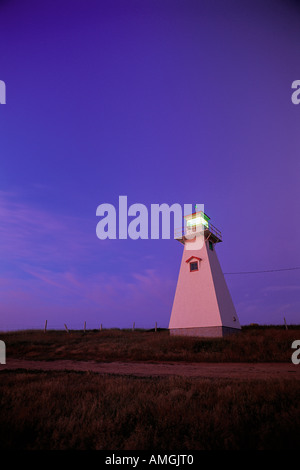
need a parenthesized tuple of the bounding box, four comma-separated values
(190, 261, 198, 272)
(209, 241, 213, 251)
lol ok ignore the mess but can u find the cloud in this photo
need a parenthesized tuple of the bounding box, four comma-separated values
(0, 191, 175, 329)
(0, 190, 97, 267)
(0, 266, 174, 330)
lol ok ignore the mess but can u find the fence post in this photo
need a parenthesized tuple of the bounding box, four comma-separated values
(155, 321, 157, 332)
(44, 320, 47, 333)
(100, 323, 102, 331)
(64, 324, 69, 334)
(132, 322, 135, 331)
(84, 321, 86, 333)
(284, 317, 288, 330)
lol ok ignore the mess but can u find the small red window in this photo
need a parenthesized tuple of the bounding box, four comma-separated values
(190, 261, 198, 272)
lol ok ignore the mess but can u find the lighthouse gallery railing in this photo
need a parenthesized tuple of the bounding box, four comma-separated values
(174, 221, 222, 241)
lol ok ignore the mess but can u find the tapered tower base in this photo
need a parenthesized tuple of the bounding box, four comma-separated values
(169, 326, 241, 338)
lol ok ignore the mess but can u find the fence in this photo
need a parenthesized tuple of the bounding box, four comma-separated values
(0, 320, 164, 333)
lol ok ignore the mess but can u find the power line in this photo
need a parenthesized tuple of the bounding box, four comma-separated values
(224, 267, 300, 275)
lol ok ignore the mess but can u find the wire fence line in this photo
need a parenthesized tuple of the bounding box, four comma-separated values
(0, 320, 165, 333)
(224, 267, 300, 275)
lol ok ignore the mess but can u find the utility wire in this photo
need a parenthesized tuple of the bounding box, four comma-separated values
(224, 267, 300, 275)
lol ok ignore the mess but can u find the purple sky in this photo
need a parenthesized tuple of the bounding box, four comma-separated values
(0, 0, 299, 330)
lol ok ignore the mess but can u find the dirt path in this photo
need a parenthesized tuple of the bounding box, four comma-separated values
(1, 359, 300, 380)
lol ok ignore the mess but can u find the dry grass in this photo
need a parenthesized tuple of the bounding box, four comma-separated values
(1, 325, 299, 362)
(1, 326, 299, 450)
(0, 370, 299, 450)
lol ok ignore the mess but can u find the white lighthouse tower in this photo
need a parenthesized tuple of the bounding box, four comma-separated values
(169, 210, 241, 337)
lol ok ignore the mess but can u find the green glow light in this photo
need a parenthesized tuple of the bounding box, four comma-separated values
(187, 216, 209, 228)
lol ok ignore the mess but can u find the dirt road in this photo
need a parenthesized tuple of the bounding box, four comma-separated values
(1, 359, 300, 380)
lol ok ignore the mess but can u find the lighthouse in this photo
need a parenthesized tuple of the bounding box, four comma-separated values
(169, 210, 241, 337)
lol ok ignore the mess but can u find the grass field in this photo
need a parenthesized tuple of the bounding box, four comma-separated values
(0, 325, 299, 450)
(0, 371, 299, 450)
(1, 324, 299, 362)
